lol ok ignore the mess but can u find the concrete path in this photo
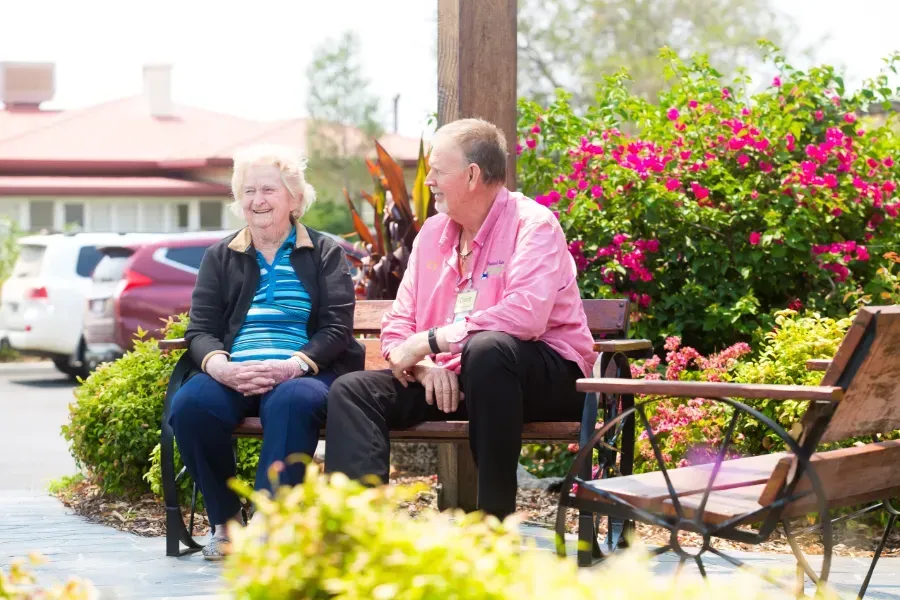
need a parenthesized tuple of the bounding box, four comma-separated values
(1, 362, 899, 599)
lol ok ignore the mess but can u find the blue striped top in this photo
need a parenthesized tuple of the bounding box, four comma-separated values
(230, 227, 312, 362)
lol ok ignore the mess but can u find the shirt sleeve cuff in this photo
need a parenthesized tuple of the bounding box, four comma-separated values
(442, 321, 470, 354)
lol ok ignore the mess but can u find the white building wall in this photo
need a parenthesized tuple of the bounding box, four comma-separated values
(0, 195, 234, 234)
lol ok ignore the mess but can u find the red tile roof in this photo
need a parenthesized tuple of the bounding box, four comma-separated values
(0, 175, 230, 196)
(0, 96, 422, 167)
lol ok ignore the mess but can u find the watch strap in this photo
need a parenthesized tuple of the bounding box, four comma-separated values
(427, 327, 441, 355)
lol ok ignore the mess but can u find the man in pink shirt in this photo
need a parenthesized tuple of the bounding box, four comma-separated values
(325, 118, 598, 519)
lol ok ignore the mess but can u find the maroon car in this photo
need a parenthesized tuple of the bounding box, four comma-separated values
(82, 232, 227, 369)
(82, 230, 364, 370)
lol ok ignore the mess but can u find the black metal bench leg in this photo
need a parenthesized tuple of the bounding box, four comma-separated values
(858, 512, 897, 599)
(161, 353, 203, 557)
(577, 388, 603, 567)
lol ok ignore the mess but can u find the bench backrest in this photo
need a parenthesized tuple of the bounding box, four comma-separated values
(801, 305, 900, 444)
(351, 298, 632, 372)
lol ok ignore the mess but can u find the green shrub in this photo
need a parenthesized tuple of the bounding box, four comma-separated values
(223, 463, 835, 599)
(517, 43, 900, 353)
(62, 315, 188, 497)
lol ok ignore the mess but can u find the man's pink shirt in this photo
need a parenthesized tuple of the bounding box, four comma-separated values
(380, 187, 598, 377)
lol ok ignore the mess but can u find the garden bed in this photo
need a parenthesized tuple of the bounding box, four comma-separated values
(51, 470, 900, 559)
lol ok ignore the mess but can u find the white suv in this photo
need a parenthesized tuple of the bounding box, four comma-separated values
(0, 232, 166, 378)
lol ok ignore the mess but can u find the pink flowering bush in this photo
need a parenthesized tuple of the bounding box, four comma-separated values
(517, 43, 900, 352)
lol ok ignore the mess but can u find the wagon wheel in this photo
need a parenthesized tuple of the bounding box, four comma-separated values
(556, 396, 833, 598)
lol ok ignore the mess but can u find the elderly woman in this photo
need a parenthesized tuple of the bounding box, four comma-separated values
(169, 143, 363, 559)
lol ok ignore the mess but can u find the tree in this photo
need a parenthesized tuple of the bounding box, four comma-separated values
(517, 0, 809, 108)
(305, 30, 384, 212)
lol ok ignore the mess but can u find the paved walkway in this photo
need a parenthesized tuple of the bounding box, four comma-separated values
(1, 363, 900, 598)
(4, 489, 900, 599)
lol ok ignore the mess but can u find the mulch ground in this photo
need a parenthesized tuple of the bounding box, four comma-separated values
(52, 472, 900, 559)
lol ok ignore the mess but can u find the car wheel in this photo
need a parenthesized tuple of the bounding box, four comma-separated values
(51, 357, 77, 378)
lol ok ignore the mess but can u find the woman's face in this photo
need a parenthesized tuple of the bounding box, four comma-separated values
(240, 165, 298, 231)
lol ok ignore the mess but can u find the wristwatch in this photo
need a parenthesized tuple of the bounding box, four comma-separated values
(290, 356, 310, 377)
(427, 327, 441, 354)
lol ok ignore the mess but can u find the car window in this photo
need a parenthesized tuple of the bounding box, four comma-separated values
(92, 254, 131, 283)
(11, 245, 46, 278)
(162, 245, 209, 272)
(75, 246, 104, 278)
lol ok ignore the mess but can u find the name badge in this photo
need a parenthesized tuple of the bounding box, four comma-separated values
(454, 290, 477, 314)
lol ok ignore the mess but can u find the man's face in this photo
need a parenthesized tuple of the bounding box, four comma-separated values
(425, 138, 472, 217)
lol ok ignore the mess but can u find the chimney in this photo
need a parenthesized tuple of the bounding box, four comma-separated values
(0, 62, 55, 110)
(143, 64, 174, 118)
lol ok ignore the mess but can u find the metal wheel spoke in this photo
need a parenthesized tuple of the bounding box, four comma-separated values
(674, 556, 687, 580)
(694, 408, 742, 524)
(637, 406, 683, 519)
(651, 543, 673, 556)
(694, 555, 707, 578)
(576, 481, 674, 531)
(708, 490, 812, 536)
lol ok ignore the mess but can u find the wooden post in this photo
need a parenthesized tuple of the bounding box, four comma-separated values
(435, 0, 517, 512)
(436, 443, 479, 512)
(438, 0, 518, 190)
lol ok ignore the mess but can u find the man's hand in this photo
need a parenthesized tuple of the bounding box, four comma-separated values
(388, 332, 430, 386)
(414, 365, 464, 413)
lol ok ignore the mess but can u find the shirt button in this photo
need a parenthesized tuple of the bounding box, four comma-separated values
(446, 318, 452, 323)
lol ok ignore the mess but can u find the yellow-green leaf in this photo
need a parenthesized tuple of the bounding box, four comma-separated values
(412, 137, 433, 227)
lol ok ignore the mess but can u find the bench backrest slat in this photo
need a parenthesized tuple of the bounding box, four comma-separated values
(810, 306, 900, 443)
(352, 299, 630, 338)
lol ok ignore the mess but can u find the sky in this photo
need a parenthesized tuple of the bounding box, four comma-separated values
(1, 0, 899, 139)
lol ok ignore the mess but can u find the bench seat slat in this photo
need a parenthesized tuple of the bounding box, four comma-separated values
(578, 453, 785, 511)
(233, 417, 581, 442)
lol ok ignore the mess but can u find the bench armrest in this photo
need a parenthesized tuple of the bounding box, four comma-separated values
(806, 359, 831, 372)
(576, 378, 843, 403)
(594, 338, 654, 357)
(159, 338, 189, 351)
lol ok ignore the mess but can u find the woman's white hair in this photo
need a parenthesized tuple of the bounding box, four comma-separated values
(229, 143, 317, 220)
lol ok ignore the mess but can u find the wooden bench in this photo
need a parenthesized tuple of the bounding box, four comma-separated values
(159, 298, 652, 557)
(560, 305, 900, 598)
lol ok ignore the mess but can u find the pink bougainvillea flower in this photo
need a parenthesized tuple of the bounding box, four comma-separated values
(737, 154, 749, 167)
(831, 207, 843, 217)
(844, 113, 856, 124)
(688, 100, 698, 109)
(516, 143, 523, 155)
(772, 76, 782, 87)
(612, 233, 628, 246)
(760, 161, 773, 173)
(590, 185, 603, 199)
(751, 190, 759, 199)
(815, 110, 824, 121)
(531, 125, 542, 134)
(885, 157, 895, 168)
(535, 195, 552, 207)
(749, 232, 762, 245)
(526, 138, 537, 149)
(690, 181, 710, 200)
(741, 107, 751, 116)
(884, 181, 896, 194)
(566, 189, 577, 200)
(547, 190, 561, 203)
(667, 108, 680, 121)
(665, 178, 681, 191)
(788, 298, 804, 311)
(721, 88, 731, 99)
(785, 134, 796, 152)
(577, 178, 588, 190)
(856, 246, 870, 261)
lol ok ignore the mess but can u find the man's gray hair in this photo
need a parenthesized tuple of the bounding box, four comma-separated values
(434, 118, 508, 185)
